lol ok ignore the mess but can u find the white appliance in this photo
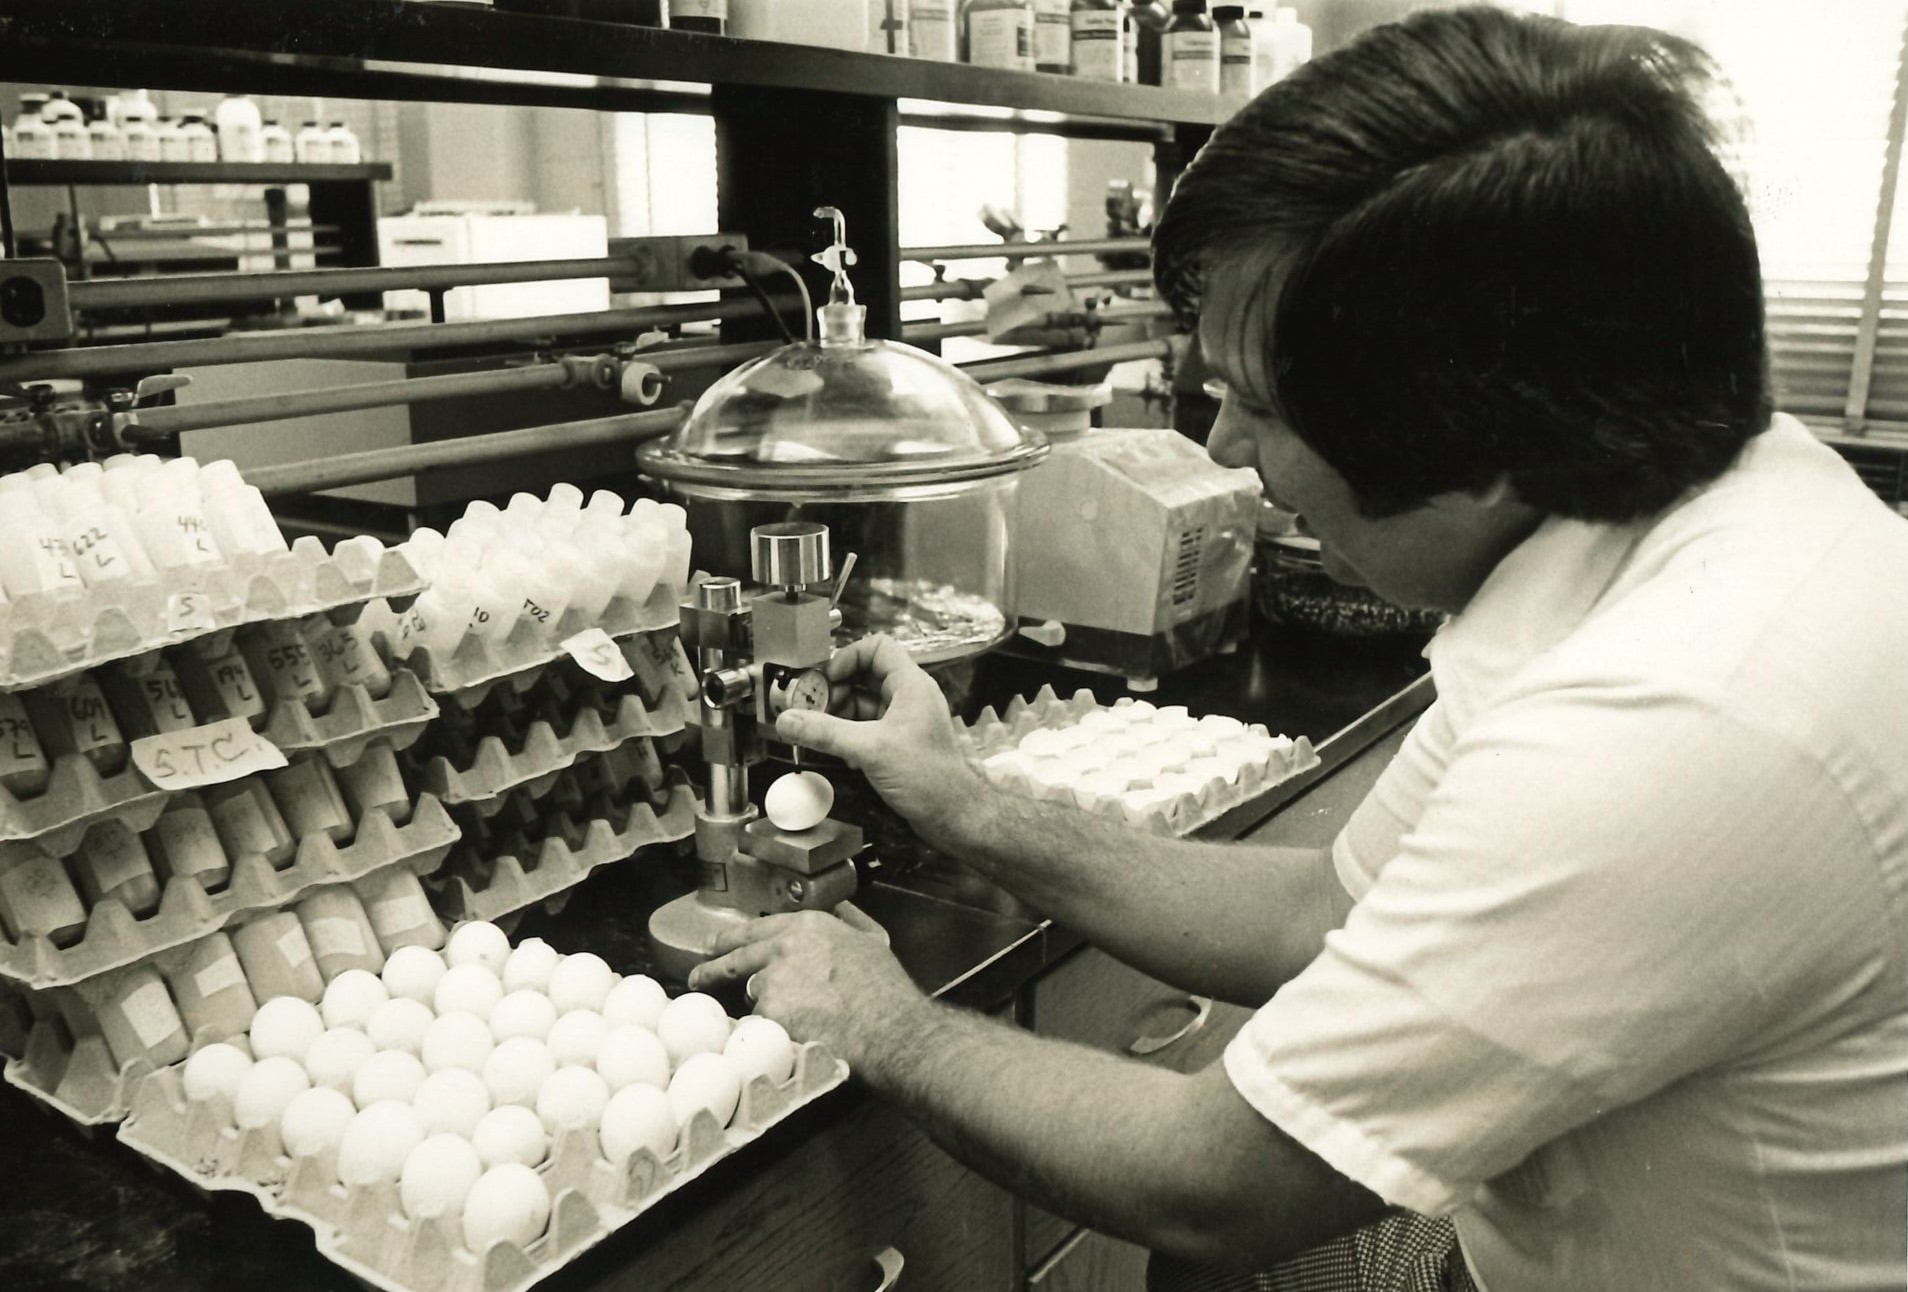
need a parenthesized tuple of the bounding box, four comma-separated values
(376, 211, 610, 320)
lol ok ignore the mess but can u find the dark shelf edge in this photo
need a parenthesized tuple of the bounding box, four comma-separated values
(2, 159, 395, 185)
(0, 0, 1239, 129)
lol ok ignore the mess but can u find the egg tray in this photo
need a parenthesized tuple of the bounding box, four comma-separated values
(0, 538, 425, 694)
(0, 751, 173, 853)
(430, 783, 697, 926)
(962, 686, 1320, 837)
(416, 686, 692, 810)
(387, 585, 683, 710)
(261, 669, 440, 770)
(114, 1039, 847, 1292)
(0, 794, 459, 992)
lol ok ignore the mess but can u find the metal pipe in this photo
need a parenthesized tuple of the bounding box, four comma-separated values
(902, 302, 1172, 343)
(955, 338, 1172, 382)
(902, 237, 1150, 263)
(249, 404, 690, 496)
(66, 255, 643, 311)
(0, 299, 768, 382)
(901, 268, 1153, 302)
(132, 361, 594, 436)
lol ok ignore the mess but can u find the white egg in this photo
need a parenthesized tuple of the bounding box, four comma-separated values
(1072, 770, 1136, 805)
(596, 1025, 671, 1093)
(488, 990, 557, 1044)
(601, 975, 668, 1032)
(1119, 699, 1157, 717)
(763, 771, 833, 832)
(482, 1035, 555, 1108)
(1197, 713, 1246, 738)
(1152, 705, 1199, 731)
(500, 937, 561, 994)
(546, 953, 614, 1015)
(182, 1042, 253, 1105)
(1015, 728, 1071, 758)
(280, 1085, 357, 1159)
(234, 1056, 311, 1132)
(337, 1100, 425, 1187)
(461, 1163, 551, 1255)
(536, 1064, 611, 1134)
(724, 1016, 796, 1088)
(434, 963, 504, 1019)
(471, 1104, 549, 1170)
(414, 1067, 493, 1139)
(666, 1052, 742, 1130)
(656, 992, 733, 1065)
(1074, 708, 1128, 732)
(381, 945, 448, 1005)
(546, 1009, 609, 1067)
(249, 996, 326, 1065)
(399, 1134, 485, 1221)
(1023, 758, 1074, 791)
(319, 969, 389, 1030)
(422, 1011, 496, 1074)
(303, 1027, 376, 1093)
(365, 997, 436, 1056)
(980, 749, 1034, 778)
(444, 921, 511, 975)
(353, 1048, 427, 1107)
(598, 1083, 679, 1167)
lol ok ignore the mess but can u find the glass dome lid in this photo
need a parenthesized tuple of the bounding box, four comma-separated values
(637, 208, 1048, 497)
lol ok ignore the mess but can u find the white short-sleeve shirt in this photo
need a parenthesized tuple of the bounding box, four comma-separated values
(1225, 416, 1908, 1291)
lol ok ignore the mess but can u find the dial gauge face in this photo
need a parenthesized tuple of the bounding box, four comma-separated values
(773, 668, 832, 716)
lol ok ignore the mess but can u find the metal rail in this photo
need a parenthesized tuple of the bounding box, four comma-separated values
(902, 301, 1172, 343)
(902, 237, 1150, 263)
(249, 404, 691, 497)
(955, 338, 1172, 382)
(65, 255, 641, 311)
(901, 268, 1154, 302)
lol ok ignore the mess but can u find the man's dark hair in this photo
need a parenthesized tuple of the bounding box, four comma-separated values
(1153, 6, 1771, 521)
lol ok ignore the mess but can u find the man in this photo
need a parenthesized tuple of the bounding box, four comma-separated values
(690, 8, 1908, 1288)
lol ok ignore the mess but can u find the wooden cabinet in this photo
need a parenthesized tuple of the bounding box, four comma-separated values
(1028, 1227, 1153, 1292)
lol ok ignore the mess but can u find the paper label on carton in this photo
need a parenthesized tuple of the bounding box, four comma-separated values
(132, 717, 287, 792)
(166, 590, 217, 635)
(371, 893, 429, 935)
(277, 926, 313, 967)
(307, 916, 367, 960)
(121, 979, 179, 1050)
(563, 628, 636, 683)
(628, 633, 697, 699)
(193, 955, 247, 999)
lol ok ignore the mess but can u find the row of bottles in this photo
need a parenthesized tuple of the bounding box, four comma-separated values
(3, 90, 361, 165)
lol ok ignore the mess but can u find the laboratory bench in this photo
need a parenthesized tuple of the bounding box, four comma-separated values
(0, 621, 1431, 1292)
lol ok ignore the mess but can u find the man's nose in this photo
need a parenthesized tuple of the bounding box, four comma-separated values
(1206, 401, 1261, 472)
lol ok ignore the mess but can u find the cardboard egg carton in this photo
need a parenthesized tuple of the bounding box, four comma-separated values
(261, 670, 439, 770)
(962, 686, 1319, 837)
(0, 751, 172, 852)
(387, 585, 682, 710)
(0, 795, 458, 991)
(0, 538, 424, 693)
(114, 1038, 847, 1292)
(431, 784, 696, 925)
(416, 687, 691, 810)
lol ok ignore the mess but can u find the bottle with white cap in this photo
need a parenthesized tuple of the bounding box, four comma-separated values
(656, 502, 694, 593)
(259, 119, 294, 165)
(10, 94, 56, 160)
(0, 481, 84, 600)
(213, 93, 264, 163)
(293, 121, 331, 164)
(44, 463, 156, 586)
(198, 459, 290, 558)
(323, 120, 361, 164)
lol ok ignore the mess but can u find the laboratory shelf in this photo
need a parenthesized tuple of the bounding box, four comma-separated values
(2, 160, 395, 186)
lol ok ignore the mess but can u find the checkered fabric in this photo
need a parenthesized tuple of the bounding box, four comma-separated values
(1146, 1212, 1479, 1292)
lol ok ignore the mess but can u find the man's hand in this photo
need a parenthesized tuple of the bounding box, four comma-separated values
(688, 902, 920, 1066)
(775, 634, 985, 843)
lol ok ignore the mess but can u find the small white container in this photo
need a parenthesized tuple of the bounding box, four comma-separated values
(87, 118, 126, 161)
(180, 115, 218, 163)
(293, 121, 332, 164)
(121, 119, 160, 162)
(260, 120, 294, 164)
(324, 121, 361, 164)
(9, 111, 55, 161)
(214, 94, 265, 163)
(730, 0, 867, 48)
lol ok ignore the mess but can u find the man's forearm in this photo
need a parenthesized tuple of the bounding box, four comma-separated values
(921, 783, 1349, 1005)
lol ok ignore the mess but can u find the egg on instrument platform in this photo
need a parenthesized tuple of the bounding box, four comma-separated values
(763, 771, 833, 832)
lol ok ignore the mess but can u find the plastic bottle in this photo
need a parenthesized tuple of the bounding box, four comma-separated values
(121, 116, 159, 162)
(965, 0, 1034, 70)
(1216, 5, 1253, 96)
(11, 93, 54, 159)
(909, 0, 958, 59)
(1070, 0, 1123, 80)
(1128, 0, 1170, 85)
(114, 89, 159, 131)
(133, 458, 224, 571)
(1248, 5, 1274, 90)
(1268, 5, 1310, 81)
(1164, 0, 1219, 93)
(1033, 0, 1070, 72)
(214, 93, 265, 163)
(40, 91, 83, 127)
(180, 114, 217, 162)
(156, 118, 190, 162)
(324, 120, 361, 164)
(87, 117, 126, 161)
(0, 490, 84, 599)
(668, 0, 726, 33)
(49, 99, 92, 161)
(198, 459, 291, 557)
(293, 120, 331, 164)
(44, 466, 156, 585)
(260, 119, 294, 164)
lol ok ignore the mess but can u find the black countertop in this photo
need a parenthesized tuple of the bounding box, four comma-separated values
(0, 622, 1431, 1292)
